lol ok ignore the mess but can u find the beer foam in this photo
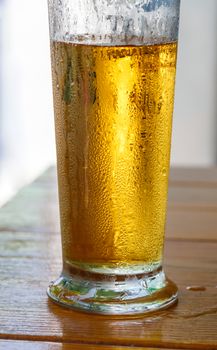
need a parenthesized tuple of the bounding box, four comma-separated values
(48, 0, 180, 46)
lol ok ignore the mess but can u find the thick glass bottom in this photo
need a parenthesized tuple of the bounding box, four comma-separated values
(47, 264, 178, 315)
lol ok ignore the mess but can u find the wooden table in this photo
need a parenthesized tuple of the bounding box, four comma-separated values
(0, 167, 217, 350)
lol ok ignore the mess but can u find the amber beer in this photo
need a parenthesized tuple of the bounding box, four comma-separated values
(51, 41, 177, 274)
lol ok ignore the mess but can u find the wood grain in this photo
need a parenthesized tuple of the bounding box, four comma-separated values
(36, 166, 217, 186)
(170, 167, 217, 186)
(0, 227, 216, 349)
(166, 210, 217, 241)
(0, 341, 62, 350)
(0, 341, 192, 350)
(0, 167, 217, 242)
(0, 167, 217, 349)
(168, 186, 217, 210)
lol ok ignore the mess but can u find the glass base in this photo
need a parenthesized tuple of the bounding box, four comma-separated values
(47, 266, 178, 315)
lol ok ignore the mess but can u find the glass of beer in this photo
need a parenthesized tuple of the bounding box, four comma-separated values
(47, 0, 180, 315)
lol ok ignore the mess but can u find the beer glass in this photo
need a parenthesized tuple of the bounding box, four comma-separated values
(47, 0, 180, 314)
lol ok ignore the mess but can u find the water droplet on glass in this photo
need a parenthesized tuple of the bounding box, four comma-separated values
(65, 32, 70, 41)
(162, 168, 167, 176)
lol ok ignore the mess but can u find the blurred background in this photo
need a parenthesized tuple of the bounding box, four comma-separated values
(0, 0, 217, 206)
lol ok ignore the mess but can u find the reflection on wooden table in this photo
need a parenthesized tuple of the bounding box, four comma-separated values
(0, 167, 216, 349)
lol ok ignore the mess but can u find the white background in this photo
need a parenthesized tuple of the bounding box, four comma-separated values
(172, 0, 217, 166)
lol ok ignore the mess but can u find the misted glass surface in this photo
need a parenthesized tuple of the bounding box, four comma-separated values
(52, 42, 176, 273)
(47, 0, 180, 315)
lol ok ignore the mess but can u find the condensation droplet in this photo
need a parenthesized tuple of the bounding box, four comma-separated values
(162, 168, 167, 176)
(65, 32, 70, 41)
